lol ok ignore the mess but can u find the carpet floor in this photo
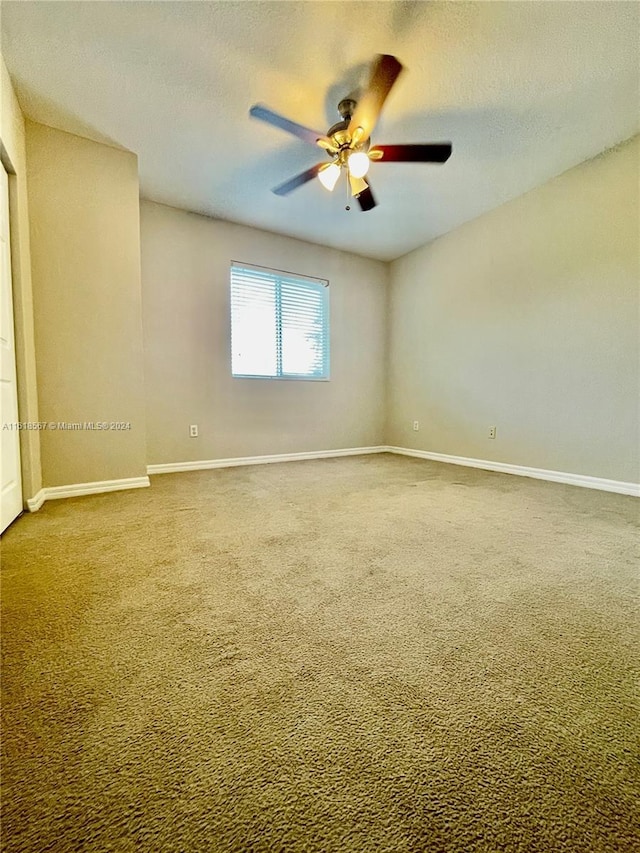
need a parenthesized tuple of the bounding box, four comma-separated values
(1, 454, 638, 852)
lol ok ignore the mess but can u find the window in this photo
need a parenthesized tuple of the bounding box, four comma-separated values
(230, 263, 329, 380)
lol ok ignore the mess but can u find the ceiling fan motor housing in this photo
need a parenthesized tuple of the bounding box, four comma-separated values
(328, 100, 370, 158)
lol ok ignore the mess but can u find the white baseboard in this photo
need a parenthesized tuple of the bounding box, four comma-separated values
(147, 446, 388, 475)
(148, 445, 638, 496)
(26, 489, 46, 512)
(27, 476, 150, 510)
(25, 447, 637, 509)
(387, 446, 640, 497)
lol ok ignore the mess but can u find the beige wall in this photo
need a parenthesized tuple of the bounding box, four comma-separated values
(0, 53, 42, 501)
(140, 200, 388, 463)
(7, 76, 637, 489)
(387, 136, 640, 484)
(25, 121, 147, 486)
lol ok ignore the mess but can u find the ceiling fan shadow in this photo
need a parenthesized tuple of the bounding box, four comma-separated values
(322, 61, 370, 127)
(390, 0, 433, 38)
(381, 105, 529, 160)
(229, 139, 331, 204)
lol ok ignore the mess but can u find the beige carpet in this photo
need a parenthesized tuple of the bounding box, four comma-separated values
(1, 454, 638, 852)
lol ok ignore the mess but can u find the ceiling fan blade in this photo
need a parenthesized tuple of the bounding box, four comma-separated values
(373, 143, 453, 163)
(356, 185, 377, 212)
(348, 176, 377, 212)
(272, 163, 326, 196)
(250, 104, 332, 148)
(348, 55, 403, 143)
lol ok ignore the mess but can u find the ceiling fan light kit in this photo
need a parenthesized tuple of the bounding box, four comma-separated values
(318, 162, 341, 191)
(346, 151, 370, 179)
(249, 54, 453, 212)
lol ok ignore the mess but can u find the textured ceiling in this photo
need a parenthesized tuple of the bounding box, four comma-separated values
(2, 1, 639, 261)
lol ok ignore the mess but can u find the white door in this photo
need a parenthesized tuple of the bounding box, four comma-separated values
(0, 161, 22, 533)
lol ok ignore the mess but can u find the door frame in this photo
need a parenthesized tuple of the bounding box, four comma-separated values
(0, 157, 23, 531)
(0, 127, 43, 515)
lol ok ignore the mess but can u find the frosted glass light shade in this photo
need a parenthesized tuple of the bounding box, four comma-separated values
(318, 162, 341, 191)
(347, 151, 370, 179)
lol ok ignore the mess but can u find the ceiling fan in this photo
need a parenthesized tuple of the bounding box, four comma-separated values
(249, 54, 452, 212)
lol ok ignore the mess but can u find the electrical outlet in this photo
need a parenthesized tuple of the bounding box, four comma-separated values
(189, 424, 199, 438)
(488, 426, 496, 439)
(413, 420, 419, 431)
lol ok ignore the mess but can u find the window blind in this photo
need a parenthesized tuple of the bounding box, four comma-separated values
(230, 264, 329, 379)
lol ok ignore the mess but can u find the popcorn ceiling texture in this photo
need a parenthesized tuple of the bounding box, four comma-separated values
(1, 454, 638, 851)
(3, 1, 639, 260)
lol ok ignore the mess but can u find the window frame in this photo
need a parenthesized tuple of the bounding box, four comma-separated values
(230, 261, 330, 382)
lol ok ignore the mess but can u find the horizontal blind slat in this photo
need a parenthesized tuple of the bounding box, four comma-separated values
(231, 264, 328, 379)
(230, 266, 278, 377)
